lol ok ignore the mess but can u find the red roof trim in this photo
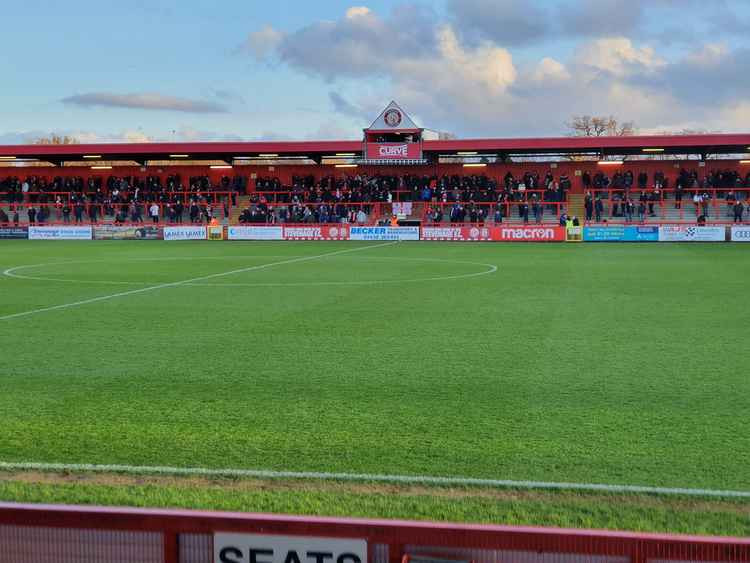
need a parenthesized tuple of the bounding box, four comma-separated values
(0, 133, 748, 159)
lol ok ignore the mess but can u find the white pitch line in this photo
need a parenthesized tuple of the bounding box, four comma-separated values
(0, 462, 747, 499)
(0, 242, 396, 321)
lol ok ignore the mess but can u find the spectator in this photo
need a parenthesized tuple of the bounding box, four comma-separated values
(149, 202, 160, 224)
(637, 200, 646, 223)
(0, 208, 8, 224)
(594, 196, 604, 222)
(27, 206, 37, 225)
(734, 200, 744, 223)
(356, 209, 367, 225)
(584, 191, 593, 222)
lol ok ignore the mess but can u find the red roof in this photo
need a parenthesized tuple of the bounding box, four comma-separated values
(0, 133, 748, 162)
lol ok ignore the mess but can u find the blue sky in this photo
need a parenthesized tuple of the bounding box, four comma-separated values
(1, 0, 749, 144)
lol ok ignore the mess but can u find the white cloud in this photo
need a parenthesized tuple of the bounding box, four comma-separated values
(345, 6, 372, 19)
(575, 37, 665, 77)
(62, 92, 228, 113)
(532, 57, 571, 82)
(686, 42, 729, 66)
(241, 25, 284, 60)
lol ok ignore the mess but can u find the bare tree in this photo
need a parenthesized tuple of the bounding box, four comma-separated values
(566, 115, 635, 137)
(32, 134, 80, 145)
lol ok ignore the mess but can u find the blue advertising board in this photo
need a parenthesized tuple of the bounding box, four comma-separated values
(584, 226, 659, 242)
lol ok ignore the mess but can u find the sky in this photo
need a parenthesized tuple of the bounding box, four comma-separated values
(1, 0, 749, 144)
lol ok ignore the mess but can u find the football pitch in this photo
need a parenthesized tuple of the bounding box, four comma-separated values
(1, 240, 749, 533)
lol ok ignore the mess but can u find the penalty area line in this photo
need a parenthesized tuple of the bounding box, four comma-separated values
(0, 461, 748, 499)
(0, 242, 396, 321)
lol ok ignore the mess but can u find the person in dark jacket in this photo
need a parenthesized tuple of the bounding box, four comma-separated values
(734, 200, 745, 223)
(27, 206, 37, 224)
(594, 196, 604, 222)
(584, 191, 594, 221)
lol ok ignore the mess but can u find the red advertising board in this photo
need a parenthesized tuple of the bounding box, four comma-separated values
(366, 142, 422, 160)
(496, 226, 566, 241)
(421, 226, 494, 241)
(421, 226, 566, 242)
(283, 225, 350, 240)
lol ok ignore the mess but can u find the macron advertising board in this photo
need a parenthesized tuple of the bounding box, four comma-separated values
(658, 225, 726, 242)
(163, 226, 207, 241)
(227, 226, 283, 240)
(28, 226, 93, 240)
(584, 226, 659, 242)
(349, 226, 419, 241)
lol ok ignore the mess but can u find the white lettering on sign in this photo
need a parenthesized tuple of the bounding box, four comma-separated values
(214, 533, 367, 563)
(285, 227, 322, 238)
(501, 228, 555, 240)
(424, 227, 462, 239)
(378, 144, 408, 157)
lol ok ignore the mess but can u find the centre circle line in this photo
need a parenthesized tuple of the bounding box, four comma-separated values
(3, 256, 498, 287)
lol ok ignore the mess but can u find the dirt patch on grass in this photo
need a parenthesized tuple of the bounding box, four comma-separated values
(1, 470, 748, 516)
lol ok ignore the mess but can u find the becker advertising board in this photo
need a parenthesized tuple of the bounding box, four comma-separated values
(365, 142, 422, 160)
(214, 533, 367, 563)
(349, 226, 419, 241)
(283, 225, 350, 240)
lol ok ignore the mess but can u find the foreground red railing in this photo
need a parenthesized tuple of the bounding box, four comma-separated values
(0, 503, 748, 562)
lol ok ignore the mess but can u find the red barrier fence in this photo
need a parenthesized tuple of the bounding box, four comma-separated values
(0, 503, 749, 563)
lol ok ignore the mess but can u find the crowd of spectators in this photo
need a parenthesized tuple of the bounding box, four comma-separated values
(0, 173, 248, 225)
(2, 168, 749, 225)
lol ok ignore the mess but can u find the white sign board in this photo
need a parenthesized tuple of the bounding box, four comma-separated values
(214, 533, 367, 563)
(658, 226, 725, 242)
(349, 226, 419, 241)
(163, 226, 207, 241)
(731, 226, 750, 242)
(228, 226, 284, 240)
(28, 226, 92, 240)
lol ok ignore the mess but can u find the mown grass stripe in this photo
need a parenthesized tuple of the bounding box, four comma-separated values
(2, 462, 748, 499)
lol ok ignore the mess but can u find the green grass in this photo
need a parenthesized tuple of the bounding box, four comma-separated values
(0, 240, 749, 530)
(1, 477, 749, 536)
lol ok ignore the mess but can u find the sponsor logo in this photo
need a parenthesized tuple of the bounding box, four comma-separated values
(422, 227, 462, 239)
(731, 226, 750, 241)
(163, 227, 206, 241)
(659, 225, 725, 242)
(0, 226, 29, 239)
(28, 226, 92, 240)
(378, 144, 408, 157)
(285, 227, 322, 238)
(350, 226, 419, 241)
(501, 228, 556, 240)
(227, 226, 283, 240)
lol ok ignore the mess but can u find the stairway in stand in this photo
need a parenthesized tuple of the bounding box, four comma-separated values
(567, 193, 585, 221)
(228, 196, 252, 224)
